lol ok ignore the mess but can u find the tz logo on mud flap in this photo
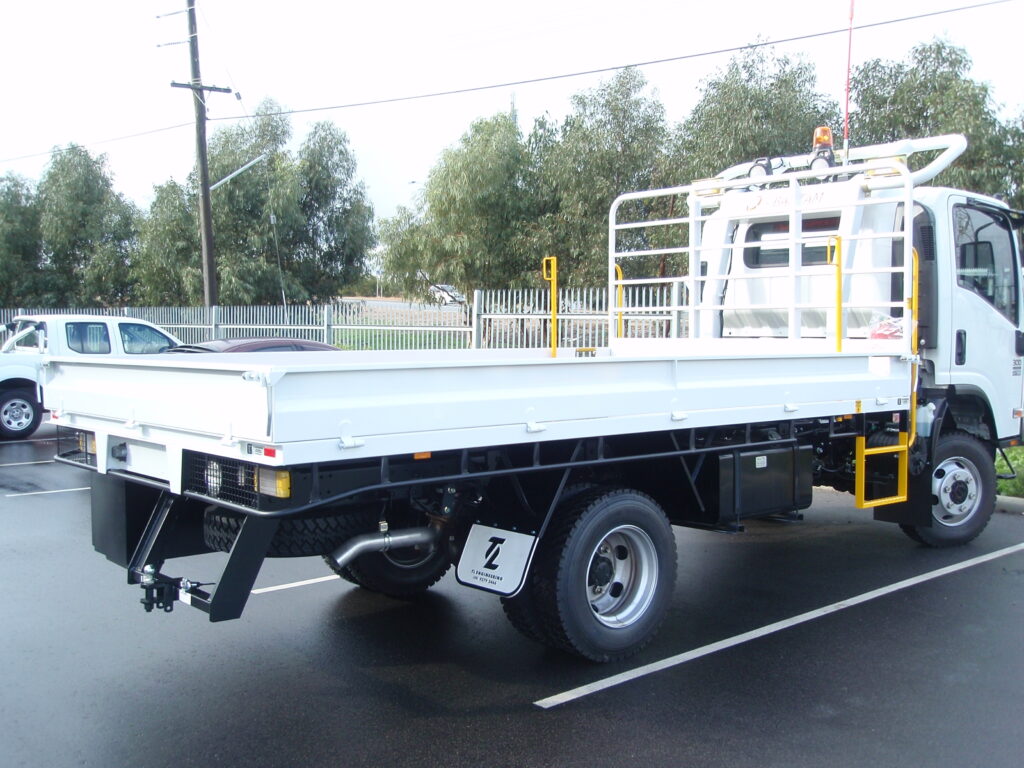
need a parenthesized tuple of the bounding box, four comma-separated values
(483, 536, 505, 571)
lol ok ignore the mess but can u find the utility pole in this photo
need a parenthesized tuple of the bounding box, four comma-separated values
(171, 0, 231, 307)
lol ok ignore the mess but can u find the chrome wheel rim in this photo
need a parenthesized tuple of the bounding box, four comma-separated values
(585, 524, 658, 628)
(931, 456, 982, 527)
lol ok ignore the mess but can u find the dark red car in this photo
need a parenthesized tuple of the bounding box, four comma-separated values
(164, 338, 338, 353)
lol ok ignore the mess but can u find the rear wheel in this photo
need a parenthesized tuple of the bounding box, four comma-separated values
(900, 432, 995, 548)
(0, 389, 42, 440)
(527, 488, 676, 662)
(500, 484, 600, 645)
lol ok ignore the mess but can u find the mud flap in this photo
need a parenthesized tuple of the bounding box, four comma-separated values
(456, 524, 536, 596)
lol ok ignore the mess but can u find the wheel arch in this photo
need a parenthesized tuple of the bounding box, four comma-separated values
(933, 388, 997, 450)
(0, 376, 39, 394)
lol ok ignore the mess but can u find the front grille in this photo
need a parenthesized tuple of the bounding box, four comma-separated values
(186, 453, 259, 508)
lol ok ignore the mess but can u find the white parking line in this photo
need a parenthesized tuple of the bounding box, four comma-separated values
(251, 575, 340, 594)
(534, 542, 1024, 710)
(0, 460, 54, 468)
(5, 487, 89, 498)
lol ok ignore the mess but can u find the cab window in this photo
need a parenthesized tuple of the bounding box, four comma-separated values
(66, 322, 111, 354)
(953, 204, 1018, 324)
(119, 323, 174, 354)
(744, 216, 841, 268)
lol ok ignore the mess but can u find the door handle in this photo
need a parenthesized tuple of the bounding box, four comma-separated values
(955, 329, 967, 365)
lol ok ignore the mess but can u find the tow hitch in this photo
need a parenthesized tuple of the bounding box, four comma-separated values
(136, 565, 211, 613)
(138, 565, 179, 613)
(125, 490, 279, 622)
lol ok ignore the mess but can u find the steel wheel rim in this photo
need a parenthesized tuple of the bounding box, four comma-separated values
(585, 524, 658, 628)
(931, 456, 982, 527)
(2, 397, 33, 432)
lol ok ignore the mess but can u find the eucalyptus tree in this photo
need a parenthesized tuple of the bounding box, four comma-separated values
(670, 47, 840, 184)
(382, 111, 539, 297)
(851, 39, 1022, 207)
(536, 68, 668, 285)
(0, 173, 43, 306)
(36, 145, 137, 305)
(137, 103, 375, 305)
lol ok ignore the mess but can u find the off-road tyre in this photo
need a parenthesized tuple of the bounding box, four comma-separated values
(203, 507, 375, 558)
(899, 431, 995, 548)
(529, 488, 676, 662)
(501, 584, 547, 644)
(0, 389, 42, 440)
(500, 483, 601, 645)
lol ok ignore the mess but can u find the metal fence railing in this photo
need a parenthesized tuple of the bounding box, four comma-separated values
(2, 287, 674, 351)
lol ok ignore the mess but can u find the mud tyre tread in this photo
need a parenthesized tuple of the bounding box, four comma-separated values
(529, 488, 676, 662)
(900, 431, 995, 548)
(203, 507, 375, 558)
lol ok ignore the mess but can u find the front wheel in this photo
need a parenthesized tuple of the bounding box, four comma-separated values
(0, 389, 42, 440)
(900, 432, 995, 548)
(528, 489, 676, 662)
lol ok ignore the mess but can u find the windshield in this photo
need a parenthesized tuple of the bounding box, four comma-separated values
(0, 321, 44, 353)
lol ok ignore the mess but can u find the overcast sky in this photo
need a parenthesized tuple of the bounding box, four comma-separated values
(1, 0, 1019, 220)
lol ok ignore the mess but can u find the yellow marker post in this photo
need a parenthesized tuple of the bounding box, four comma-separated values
(543, 257, 558, 358)
(614, 264, 624, 338)
(827, 236, 843, 353)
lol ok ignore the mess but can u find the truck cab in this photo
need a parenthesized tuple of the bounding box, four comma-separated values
(0, 314, 180, 439)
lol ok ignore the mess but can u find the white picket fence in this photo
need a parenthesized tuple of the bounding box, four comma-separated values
(1, 287, 674, 351)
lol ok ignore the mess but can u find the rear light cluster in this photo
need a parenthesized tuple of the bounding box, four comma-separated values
(186, 453, 291, 509)
(57, 428, 97, 468)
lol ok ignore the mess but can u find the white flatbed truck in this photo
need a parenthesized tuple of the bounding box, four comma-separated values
(47, 132, 1024, 661)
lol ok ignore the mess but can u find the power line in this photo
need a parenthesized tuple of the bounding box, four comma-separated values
(1, 122, 194, 164)
(207, 0, 1014, 122)
(0, 0, 1013, 165)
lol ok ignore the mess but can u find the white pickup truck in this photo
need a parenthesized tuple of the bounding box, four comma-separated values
(0, 314, 179, 439)
(47, 132, 1024, 661)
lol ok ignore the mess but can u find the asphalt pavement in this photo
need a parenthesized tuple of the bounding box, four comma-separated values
(2, 420, 1022, 768)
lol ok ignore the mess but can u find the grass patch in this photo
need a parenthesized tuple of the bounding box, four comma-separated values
(996, 446, 1024, 497)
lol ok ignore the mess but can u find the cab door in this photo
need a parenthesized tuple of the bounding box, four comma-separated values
(946, 198, 1024, 441)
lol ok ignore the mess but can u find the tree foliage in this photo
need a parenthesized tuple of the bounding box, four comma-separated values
(539, 68, 667, 285)
(1, 41, 1021, 308)
(382, 112, 540, 296)
(383, 69, 667, 292)
(851, 39, 1022, 207)
(196, 104, 375, 304)
(134, 181, 201, 305)
(36, 145, 137, 305)
(670, 47, 840, 182)
(133, 104, 376, 306)
(0, 174, 42, 306)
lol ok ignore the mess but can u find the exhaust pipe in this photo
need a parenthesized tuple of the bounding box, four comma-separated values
(329, 525, 441, 570)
